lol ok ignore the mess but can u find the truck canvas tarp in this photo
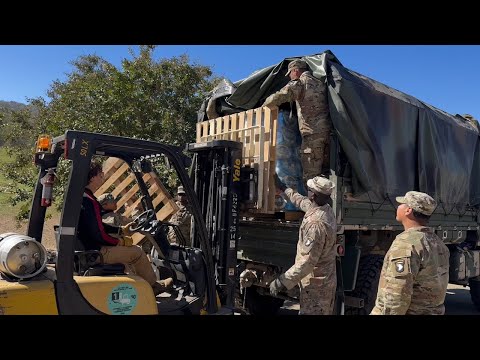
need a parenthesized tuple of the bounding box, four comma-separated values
(199, 50, 480, 210)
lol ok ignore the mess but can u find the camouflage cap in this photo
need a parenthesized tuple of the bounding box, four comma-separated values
(177, 185, 185, 195)
(285, 59, 308, 76)
(463, 114, 475, 120)
(396, 191, 436, 216)
(306, 176, 335, 195)
(97, 192, 115, 205)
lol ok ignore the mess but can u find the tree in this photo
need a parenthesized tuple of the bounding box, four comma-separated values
(1, 45, 219, 220)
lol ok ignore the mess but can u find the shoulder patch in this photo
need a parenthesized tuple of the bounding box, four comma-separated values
(388, 249, 412, 277)
(300, 233, 316, 255)
(390, 257, 411, 277)
(395, 260, 405, 273)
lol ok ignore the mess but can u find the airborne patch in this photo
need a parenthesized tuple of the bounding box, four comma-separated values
(300, 236, 315, 255)
(395, 260, 405, 273)
(389, 248, 412, 277)
(390, 256, 411, 277)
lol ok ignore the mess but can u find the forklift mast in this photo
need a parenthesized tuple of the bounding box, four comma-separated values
(188, 140, 243, 309)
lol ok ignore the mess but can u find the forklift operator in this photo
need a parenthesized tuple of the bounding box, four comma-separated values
(78, 162, 172, 296)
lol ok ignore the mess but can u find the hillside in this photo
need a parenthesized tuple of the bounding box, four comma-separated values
(0, 100, 27, 111)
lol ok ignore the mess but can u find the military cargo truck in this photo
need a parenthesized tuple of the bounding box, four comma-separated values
(196, 50, 480, 314)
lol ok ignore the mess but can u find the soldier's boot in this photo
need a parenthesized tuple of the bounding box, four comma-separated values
(152, 277, 174, 296)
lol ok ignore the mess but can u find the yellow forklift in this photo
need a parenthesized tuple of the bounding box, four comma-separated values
(0, 131, 242, 315)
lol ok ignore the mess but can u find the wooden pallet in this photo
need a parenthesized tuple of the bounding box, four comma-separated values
(196, 107, 278, 214)
(91, 157, 179, 245)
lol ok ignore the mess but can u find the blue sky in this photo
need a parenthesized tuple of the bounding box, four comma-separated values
(0, 45, 479, 119)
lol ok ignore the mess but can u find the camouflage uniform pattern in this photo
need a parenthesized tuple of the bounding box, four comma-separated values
(263, 70, 330, 181)
(102, 212, 129, 227)
(280, 188, 337, 315)
(167, 201, 192, 244)
(462, 114, 479, 132)
(396, 191, 437, 216)
(307, 176, 335, 196)
(97, 193, 130, 227)
(371, 226, 450, 315)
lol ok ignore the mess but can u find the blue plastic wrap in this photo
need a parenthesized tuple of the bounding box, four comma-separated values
(274, 110, 307, 211)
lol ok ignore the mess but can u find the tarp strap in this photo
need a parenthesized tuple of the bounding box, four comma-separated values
(457, 205, 468, 217)
(367, 191, 387, 215)
(384, 193, 398, 212)
(437, 200, 457, 216)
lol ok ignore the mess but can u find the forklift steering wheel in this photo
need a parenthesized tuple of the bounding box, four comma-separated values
(130, 209, 156, 232)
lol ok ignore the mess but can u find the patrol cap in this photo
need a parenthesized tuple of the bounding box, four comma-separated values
(306, 176, 335, 196)
(177, 186, 186, 195)
(396, 191, 436, 216)
(97, 193, 115, 205)
(285, 59, 308, 76)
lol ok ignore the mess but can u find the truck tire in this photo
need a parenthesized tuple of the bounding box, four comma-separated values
(345, 254, 384, 315)
(469, 277, 480, 312)
(240, 286, 285, 315)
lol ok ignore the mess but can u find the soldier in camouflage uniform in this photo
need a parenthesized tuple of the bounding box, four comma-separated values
(98, 193, 130, 227)
(167, 186, 192, 245)
(371, 191, 450, 315)
(263, 59, 331, 182)
(270, 175, 337, 315)
(462, 114, 479, 132)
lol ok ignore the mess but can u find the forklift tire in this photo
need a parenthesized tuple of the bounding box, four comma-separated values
(345, 254, 384, 315)
(469, 277, 480, 312)
(241, 286, 284, 315)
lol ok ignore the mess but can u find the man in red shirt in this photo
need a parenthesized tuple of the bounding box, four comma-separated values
(78, 162, 172, 296)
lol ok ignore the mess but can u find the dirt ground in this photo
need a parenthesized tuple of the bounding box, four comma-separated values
(278, 284, 479, 315)
(0, 213, 60, 250)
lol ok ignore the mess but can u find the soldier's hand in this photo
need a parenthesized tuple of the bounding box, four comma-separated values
(262, 96, 276, 109)
(269, 278, 286, 297)
(121, 221, 135, 236)
(274, 173, 287, 192)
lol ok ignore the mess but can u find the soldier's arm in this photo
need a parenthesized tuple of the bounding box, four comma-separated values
(167, 226, 177, 243)
(369, 260, 389, 315)
(263, 81, 303, 108)
(382, 247, 421, 315)
(168, 212, 180, 225)
(284, 188, 313, 212)
(280, 223, 325, 289)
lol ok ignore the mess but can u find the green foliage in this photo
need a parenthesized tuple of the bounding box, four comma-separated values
(0, 162, 28, 224)
(0, 148, 13, 208)
(1, 146, 38, 221)
(1, 45, 218, 219)
(41, 46, 214, 144)
(0, 105, 36, 147)
(150, 158, 180, 192)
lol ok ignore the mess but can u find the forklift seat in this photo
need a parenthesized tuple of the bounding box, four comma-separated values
(54, 225, 126, 276)
(74, 250, 126, 276)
